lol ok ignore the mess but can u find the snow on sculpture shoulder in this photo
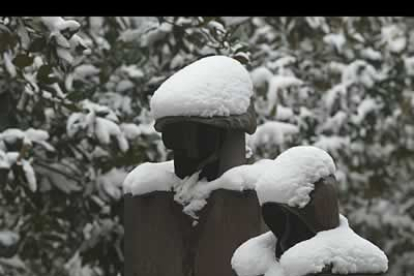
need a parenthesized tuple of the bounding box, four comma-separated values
(231, 231, 277, 276)
(231, 215, 388, 276)
(150, 55, 253, 119)
(122, 160, 179, 195)
(280, 215, 388, 276)
(256, 146, 336, 208)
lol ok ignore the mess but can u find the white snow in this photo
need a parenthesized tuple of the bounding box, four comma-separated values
(221, 17, 250, 26)
(404, 56, 414, 76)
(321, 111, 347, 134)
(150, 55, 253, 119)
(361, 47, 382, 61)
(95, 118, 129, 152)
(342, 60, 381, 88)
(73, 64, 100, 79)
(247, 121, 299, 150)
(3, 52, 16, 77)
(256, 146, 336, 207)
(25, 128, 49, 143)
(99, 92, 133, 115)
(324, 84, 347, 112)
(123, 158, 273, 220)
(353, 98, 380, 124)
(0, 230, 19, 247)
(97, 168, 128, 201)
(279, 215, 388, 276)
(0, 129, 26, 145)
(232, 215, 388, 276)
(382, 24, 406, 53)
(250, 66, 273, 88)
(275, 106, 294, 121)
(120, 123, 158, 140)
(173, 159, 273, 220)
(314, 135, 350, 155)
(0, 150, 9, 169)
(0, 128, 52, 152)
(115, 79, 134, 92)
(21, 159, 37, 192)
(66, 100, 129, 152)
(123, 161, 178, 195)
(269, 56, 296, 70)
(41, 17, 80, 33)
(267, 75, 303, 109)
(121, 65, 144, 79)
(323, 33, 346, 52)
(231, 231, 277, 276)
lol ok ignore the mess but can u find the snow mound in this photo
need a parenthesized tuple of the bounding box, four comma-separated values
(280, 215, 388, 276)
(256, 146, 336, 207)
(232, 215, 388, 276)
(150, 55, 253, 119)
(122, 160, 178, 195)
(123, 158, 273, 221)
(231, 231, 277, 276)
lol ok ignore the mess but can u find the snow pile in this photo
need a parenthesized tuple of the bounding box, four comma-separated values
(231, 231, 277, 276)
(150, 55, 253, 119)
(123, 158, 273, 221)
(232, 215, 388, 276)
(280, 215, 388, 276)
(256, 146, 336, 207)
(123, 161, 178, 195)
(247, 121, 299, 151)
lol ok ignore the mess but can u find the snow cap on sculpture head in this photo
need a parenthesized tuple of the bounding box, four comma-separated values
(256, 146, 340, 258)
(150, 55, 257, 181)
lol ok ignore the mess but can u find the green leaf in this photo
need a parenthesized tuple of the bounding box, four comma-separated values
(29, 37, 47, 53)
(12, 54, 34, 68)
(66, 90, 86, 101)
(37, 64, 58, 85)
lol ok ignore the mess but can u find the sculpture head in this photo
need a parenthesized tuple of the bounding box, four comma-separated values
(150, 55, 257, 180)
(262, 175, 340, 258)
(256, 146, 340, 258)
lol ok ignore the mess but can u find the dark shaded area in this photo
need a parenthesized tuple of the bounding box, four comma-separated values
(161, 122, 246, 181)
(124, 190, 261, 276)
(262, 175, 340, 259)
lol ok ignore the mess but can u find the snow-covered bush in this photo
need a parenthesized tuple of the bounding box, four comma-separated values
(1, 16, 414, 275)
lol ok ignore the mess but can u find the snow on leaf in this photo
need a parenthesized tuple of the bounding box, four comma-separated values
(21, 159, 37, 192)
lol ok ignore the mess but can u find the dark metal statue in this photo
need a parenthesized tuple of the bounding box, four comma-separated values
(261, 175, 340, 259)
